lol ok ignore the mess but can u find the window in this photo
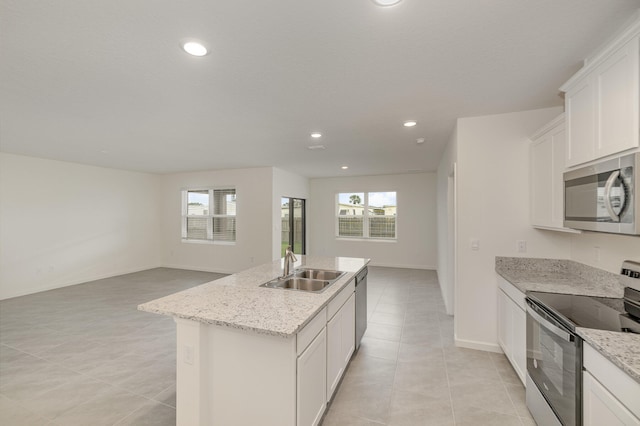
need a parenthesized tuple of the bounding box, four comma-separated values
(182, 188, 236, 243)
(336, 192, 396, 239)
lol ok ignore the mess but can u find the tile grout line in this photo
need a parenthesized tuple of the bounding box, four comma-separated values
(1, 340, 177, 421)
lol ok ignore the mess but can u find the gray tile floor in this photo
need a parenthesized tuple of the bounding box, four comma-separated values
(0, 266, 535, 425)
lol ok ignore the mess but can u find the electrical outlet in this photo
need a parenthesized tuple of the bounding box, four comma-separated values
(517, 240, 527, 253)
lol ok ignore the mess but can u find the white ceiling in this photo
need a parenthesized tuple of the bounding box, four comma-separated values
(1, 1, 639, 177)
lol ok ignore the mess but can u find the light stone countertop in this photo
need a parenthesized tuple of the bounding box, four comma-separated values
(496, 257, 640, 385)
(577, 328, 640, 383)
(495, 257, 624, 298)
(138, 256, 369, 338)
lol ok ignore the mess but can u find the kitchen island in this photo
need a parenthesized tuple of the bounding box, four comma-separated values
(139, 256, 369, 426)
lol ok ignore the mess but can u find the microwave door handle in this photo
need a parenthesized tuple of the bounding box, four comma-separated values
(603, 170, 621, 222)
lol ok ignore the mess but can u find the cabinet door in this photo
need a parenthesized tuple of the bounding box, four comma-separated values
(326, 311, 342, 401)
(327, 293, 356, 402)
(297, 328, 327, 426)
(511, 304, 527, 384)
(497, 287, 526, 386)
(583, 371, 640, 426)
(340, 294, 356, 367)
(550, 126, 566, 228)
(566, 78, 596, 167)
(497, 289, 510, 355)
(531, 135, 554, 227)
(597, 38, 639, 159)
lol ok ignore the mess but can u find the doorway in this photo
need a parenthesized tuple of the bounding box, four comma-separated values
(281, 197, 306, 257)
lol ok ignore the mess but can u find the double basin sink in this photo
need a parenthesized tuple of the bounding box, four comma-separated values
(260, 268, 346, 293)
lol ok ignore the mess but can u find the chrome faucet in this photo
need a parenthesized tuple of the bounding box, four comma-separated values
(282, 246, 297, 278)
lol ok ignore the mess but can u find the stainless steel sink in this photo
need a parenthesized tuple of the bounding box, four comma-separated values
(261, 277, 332, 292)
(293, 269, 345, 281)
(260, 268, 345, 293)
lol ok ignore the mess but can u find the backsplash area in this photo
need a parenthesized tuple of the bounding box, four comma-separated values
(570, 232, 640, 274)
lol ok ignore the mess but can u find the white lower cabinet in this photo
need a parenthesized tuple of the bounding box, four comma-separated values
(327, 292, 355, 401)
(583, 344, 640, 426)
(297, 328, 327, 426)
(496, 275, 526, 385)
(583, 371, 640, 426)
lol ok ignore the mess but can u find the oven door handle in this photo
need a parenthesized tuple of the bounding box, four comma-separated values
(526, 303, 574, 343)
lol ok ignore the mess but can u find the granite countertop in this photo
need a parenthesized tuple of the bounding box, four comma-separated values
(496, 257, 640, 384)
(138, 256, 369, 338)
(578, 328, 640, 382)
(495, 257, 624, 298)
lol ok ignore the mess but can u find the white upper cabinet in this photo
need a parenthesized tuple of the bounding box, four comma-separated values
(597, 38, 639, 159)
(530, 114, 577, 232)
(561, 17, 640, 167)
(565, 79, 596, 166)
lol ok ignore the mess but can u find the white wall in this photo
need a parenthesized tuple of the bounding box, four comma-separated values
(0, 153, 162, 300)
(436, 127, 457, 315)
(570, 232, 640, 273)
(159, 167, 274, 274)
(448, 107, 574, 351)
(272, 168, 309, 260)
(308, 173, 437, 269)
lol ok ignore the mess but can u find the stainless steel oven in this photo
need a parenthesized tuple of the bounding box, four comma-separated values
(525, 261, 640, 426)
(526, 296, 582, 426)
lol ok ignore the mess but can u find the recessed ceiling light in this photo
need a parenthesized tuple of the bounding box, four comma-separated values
(372, 0, 402, 6)
(308, 145, 326, 150)
(341, 165, 349, 170)
(404, 120, 417, 127)
(310, 132, 322, 138)
(181, 40, 208, 56)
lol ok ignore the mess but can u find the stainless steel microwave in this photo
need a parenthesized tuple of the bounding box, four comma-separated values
(563, 153, 638, 235)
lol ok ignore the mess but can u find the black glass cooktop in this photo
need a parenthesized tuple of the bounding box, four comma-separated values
(527, 291, 640, 334)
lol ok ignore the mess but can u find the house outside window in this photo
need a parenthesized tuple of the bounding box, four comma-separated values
(182, 188, 236, 243)
(336, 192, 397, 239)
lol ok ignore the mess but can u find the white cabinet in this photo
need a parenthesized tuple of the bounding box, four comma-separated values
(530, 114, 578, 232)
(297, 328, 327, 426)
(562, 32, 640, 167)
(327, 290, 355, 401)
(565, 78, 596, 166)
(583, 344, 640, 425)
(496, 275, 526, 385)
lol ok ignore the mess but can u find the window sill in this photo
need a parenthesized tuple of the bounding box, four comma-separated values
(181, 239, 236, 246)
(335, 237, 397, 243)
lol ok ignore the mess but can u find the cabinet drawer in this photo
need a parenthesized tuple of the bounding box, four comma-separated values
(297, 307, 327, 356)
(327, 280, 355, 320)
(497, 275, 526, 311)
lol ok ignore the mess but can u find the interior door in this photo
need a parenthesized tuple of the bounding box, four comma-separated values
(281, 197, 306, 257)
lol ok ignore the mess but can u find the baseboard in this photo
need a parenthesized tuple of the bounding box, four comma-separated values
(161, 263, 236, 275)
(0, 263, 163, 301)
(454, 336, 503, 354)
(367, 262, 436, 270)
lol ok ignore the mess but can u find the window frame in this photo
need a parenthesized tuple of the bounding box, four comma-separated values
(335, 191, 397, 241)
(181, 187, 237, 245)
